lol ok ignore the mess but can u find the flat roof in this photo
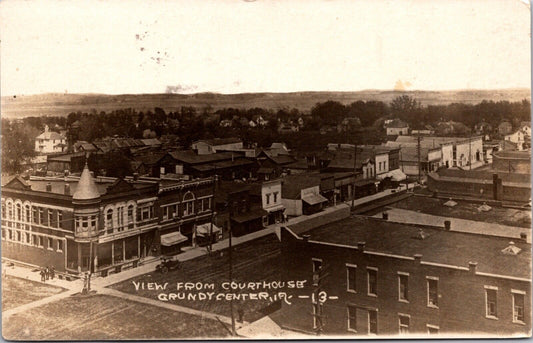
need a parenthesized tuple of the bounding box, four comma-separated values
(288, 216, 531, 279)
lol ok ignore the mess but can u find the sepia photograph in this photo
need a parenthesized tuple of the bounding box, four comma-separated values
(0, 0, 531, 340)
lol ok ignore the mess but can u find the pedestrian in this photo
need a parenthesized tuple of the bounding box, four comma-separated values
(45, 266, 50, 280)
(50, 266, 55, 280)
(40, 269, 45, 282)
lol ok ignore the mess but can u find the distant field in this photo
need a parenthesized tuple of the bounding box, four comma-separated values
(1, 89, 530, 118)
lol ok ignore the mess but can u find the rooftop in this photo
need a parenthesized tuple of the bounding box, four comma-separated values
(288, 215, 531, 279)
(168, 150, 237, 164)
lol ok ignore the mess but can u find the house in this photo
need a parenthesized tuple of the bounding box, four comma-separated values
(1, 166, 216, 277)
(191, 137, 243, 155)
(278, 122, 299, 134)
(385, 119, 409, 136)
(276, 211, 530, 336)
(498, 121, 513, 136)
(325, 149, 377, 197)
(520, 121, 531, 137)
(73, 141, 99, 153)
(219, 119, 233, 128)
(35, 125, 67, 154)
(337, 117, 362, 133)
(281, 174, 328, 217)
(474, 122, 493, 135)
(504, 131, 525, 151)
(255, 149, 296, 181)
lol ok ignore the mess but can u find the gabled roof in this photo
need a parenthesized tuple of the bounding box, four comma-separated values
(195, 137, 242, 146)
(168, 150, 236, 164)
(36, 131, 64, 140)
(386, 119, 409, 128)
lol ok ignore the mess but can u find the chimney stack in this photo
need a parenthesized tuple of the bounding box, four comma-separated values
(133, 173, 139, 181)
(444, 220, 451, 231)
(520, 233, 527, 242)
(64, 184, 70, 195)
(302, 234, 311, 242)
(469, 261, 477, 274)
(46, 183, 52, 192)
(357, 241, 366, 252)
(414, 254, 422, 264)
(382, 212, 389, 220)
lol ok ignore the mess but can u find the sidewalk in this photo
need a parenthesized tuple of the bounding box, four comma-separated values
(372, 207, 531, 243)
(2, 261, 84, 291)
(347, 182, 417, 208)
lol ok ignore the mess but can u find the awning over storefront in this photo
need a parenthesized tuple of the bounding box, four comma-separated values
(160, 231, 188, 246)
(265, 204, 285, 212)
(376, 169, 407, 182)
(302, 193, 328, 206)
(232, 208, 269, 223)
(196, 223, 222, 236)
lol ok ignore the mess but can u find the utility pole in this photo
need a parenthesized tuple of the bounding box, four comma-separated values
(312, 264, 328, 335)
(469, 136, 472, 171)
(209, 168, 217, 252)
(417, 133, 421, 184)
(228, 214, 236, 336)
(351, 144, 357, 210)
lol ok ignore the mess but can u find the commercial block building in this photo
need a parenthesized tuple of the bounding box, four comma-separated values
(276, 214, 530, 337)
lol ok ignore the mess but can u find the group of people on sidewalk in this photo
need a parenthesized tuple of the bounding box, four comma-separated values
(40, 266, 55, 282)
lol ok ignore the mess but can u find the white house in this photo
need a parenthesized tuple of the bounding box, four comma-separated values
(192, 138, 243, 155)
(34, 125, 67, 154)
(505, 130, 525, 151)
(385, 119, 410, 136)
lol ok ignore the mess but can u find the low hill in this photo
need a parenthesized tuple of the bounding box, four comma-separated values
(1, 89, 530, 118)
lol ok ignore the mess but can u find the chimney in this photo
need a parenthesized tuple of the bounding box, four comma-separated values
(520, 233, 528, 242)
(46, 183, 52, 192)
(357, 241, 366, 252)
(414, 254, 422, 264)
(64, 170, 69, 177)
(133, 173, 139, 181)
(64, 184, 70, 195)
(468, 261, 477, 274)
(444, 220, 451, 230)
(382, 212, 389, 220)
(302, 234, 310, 242)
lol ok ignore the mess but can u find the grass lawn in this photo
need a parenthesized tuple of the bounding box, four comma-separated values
(392, 195, 531, 228)
(2, 276, 66, 311)
(111, 234, 282, 323)
(2, 294, 229, 340)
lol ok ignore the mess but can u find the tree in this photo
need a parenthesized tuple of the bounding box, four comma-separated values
(390, 95, 422, 127)
(311, 101, 347, 125)
(2, 120, 38, 174)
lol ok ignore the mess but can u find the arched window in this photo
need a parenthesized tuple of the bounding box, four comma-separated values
(25, 205, 31, 223)
(105, 208, 113, 229)
(7, 202, 13, 220)
(16, 203, 22, 221)
(183, 192, 195, 217)
(127, 205, 134, 229)
(1, 202, 5, 219)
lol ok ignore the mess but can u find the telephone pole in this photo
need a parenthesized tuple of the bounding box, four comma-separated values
(417, 133, 421, 184)
(351, 144, 357, 210)
(228, 216, 236, 336)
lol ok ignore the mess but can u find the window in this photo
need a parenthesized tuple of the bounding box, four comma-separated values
(273, 192, 278, 203)
(265, 193, 271, 205)
(427, 277, 439, 307)
(399, 314, 410, 334)
(398, 272, 409, 302)
(48, 210, 53, 227)
(368, 310, 378, 335)
(16, 203, 21, 221)
(312, 258, 322, 273)
(1, 202, 5, 219)
(25, 205, 30, 222)
(200, 198, 211, 212)
(512, 290, 525, 324)
(8, 203, 13, 220)
(173, 204, 179, 218)
(39, 208, 44, 224)
(485, 286, 498, 318)
(32, 234, 37, 246)
(262, 216, 268, 227)
(140, 205, 154, 221)
(117, 207, 124, 229)
(57, 211, 63, 228)
(347, 305, 357, 332)
(183, 193, 195, 216)
(47, 238, 53, 250)
(163, 206, 170, 220)
(57, 240, 63, 252)
(127, 205, 134, 228)
(106, 209, 114, 233)
(367, 268, 378, 296)
(16, 231, 21, 242)
(427, 325, 439, 334)
(38, 236, 43, 247)
(346, 264, 357, 293)
(90, 216, 97, 231)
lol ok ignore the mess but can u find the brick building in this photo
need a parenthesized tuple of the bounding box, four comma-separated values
(1, 165, 215, 277)
(276, 213, 530, 337)
(492, 150, 531, 175)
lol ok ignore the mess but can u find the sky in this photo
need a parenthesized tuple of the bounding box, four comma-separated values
(0, 0, 530, 96)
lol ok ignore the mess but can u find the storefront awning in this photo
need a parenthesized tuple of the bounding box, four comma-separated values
(160, 231, 188, 246)
(196, 223, 222, 236)
(376, 169, 407, 182)
(265, 204, 285, 213)
(302, 193, 328, 206)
